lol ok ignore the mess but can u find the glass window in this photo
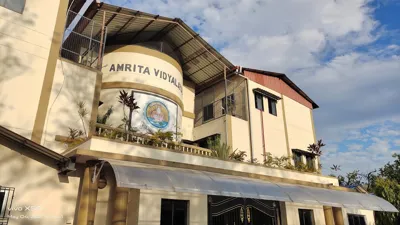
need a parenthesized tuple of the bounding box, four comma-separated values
(203, 104, 214, 122)
(0, 0, 26, 13)
(161, 199, 188, 225)
(348, 214, 366, 225)
(222, 94, 235, 115)
(306, 155, 314, 169)
(255, 93, 264, 111)
(268, 98, 277, 116)
(293, 151, 302, 167)
(298, 209, 314, 225)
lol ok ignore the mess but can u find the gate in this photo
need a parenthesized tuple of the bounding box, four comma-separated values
(208, 195, 280, 225)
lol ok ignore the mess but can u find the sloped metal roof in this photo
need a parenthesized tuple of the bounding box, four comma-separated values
(84, 3, 235, 86)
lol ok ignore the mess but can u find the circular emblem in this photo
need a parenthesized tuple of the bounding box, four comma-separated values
(145, 101, 169, 128)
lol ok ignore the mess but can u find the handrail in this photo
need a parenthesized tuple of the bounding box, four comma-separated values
(94, 123, 213, 157)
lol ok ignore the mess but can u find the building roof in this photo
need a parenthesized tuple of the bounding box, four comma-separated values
(76, 2, 235, 87)
(242, 67, 319, 109)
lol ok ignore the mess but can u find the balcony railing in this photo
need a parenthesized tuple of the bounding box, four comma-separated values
(94, 124, 213, 157)
(61, 10, 107, 69)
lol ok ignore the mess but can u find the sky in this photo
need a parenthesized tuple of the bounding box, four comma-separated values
(105, 0, 400, 175)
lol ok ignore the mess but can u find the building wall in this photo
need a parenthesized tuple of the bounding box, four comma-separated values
(283, 202, 326, 225)
(41, 59, 99, 153)
(0, 145, 80, 225)
(138, 189, 207, 225)
(182, 80, 195, 140)
(230, 115, 251, 160)
(247, 79, 289, 160)
(342, 208, 375, 225)
(193, 116, 227, 144)
(0, 0, 66, 139)
(284, 96, 316, 152)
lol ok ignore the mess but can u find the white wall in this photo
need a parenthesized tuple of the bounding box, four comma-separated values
(41, 59, 98, 152)
(0, 144, 80, 225)
(0, 0, 63, 138)
(247, 80, 289, 160)
(193, 116, 227, 144)
(138, 189, 207, 225)
(342, 208, 375, 225)
(283, 202, 326, 225)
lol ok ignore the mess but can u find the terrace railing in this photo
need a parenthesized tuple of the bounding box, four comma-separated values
(61, 10, 107, 69)
(94, 123, 213, 157)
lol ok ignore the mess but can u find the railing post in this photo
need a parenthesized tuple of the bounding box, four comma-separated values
(87, 21, 94, 66)
(97, 11, 106, 70)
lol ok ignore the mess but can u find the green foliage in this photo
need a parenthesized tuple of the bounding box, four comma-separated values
(65, 128, 86, 147)
(97, 106, 113, 125)
(147, 130, 174, 146)
(380, 153, 400, 183)
(76, 101, 89, 137)
(374, 178, 400, 225)
(229, 149, 247, 161)
(207, 136, 230, 160)
(307, 139, 325, 155)
(118, 90, 140, 131)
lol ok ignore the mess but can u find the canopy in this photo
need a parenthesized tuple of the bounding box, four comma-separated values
(107, 160, 398, 212)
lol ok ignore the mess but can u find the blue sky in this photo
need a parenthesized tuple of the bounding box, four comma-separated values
(106, 0, 400, 175)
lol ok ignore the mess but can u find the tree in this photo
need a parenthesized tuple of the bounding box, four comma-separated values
(380, 153, 400, 183)
(307, 139, 325, 155)
(118, 90, 140, 132)
(373, 178, 400, 225)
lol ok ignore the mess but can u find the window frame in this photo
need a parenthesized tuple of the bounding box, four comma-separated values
(160, 199, 189, 225)
(348, 214, 366, 225)
(305, 155, 315, 169)
(203, 103, 214, 122)
(268, 98, 277, 116)
(254, 92, 264, 111)
(298, 209, 315, 225)
(0, 0, 26, 14)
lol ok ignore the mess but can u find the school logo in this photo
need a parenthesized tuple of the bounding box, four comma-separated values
(145, 101, 169, 129)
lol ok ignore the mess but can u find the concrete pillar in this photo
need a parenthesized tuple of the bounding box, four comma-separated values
(323, 206, 335, 225)
(112, 187, 129, 225)
(76, 166, 99, 225)
(88, 167, 99, 225)
(333, 207, 345, 225)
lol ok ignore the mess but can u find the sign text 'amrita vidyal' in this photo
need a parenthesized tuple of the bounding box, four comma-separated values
(109, 63, 182, 93)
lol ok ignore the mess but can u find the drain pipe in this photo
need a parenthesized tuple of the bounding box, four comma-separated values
(235, 66, 254, 163)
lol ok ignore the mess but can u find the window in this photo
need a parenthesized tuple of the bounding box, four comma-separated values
(348, 214, 366, 225)
(293, 151, 302, 167)
(306, 155, 314, 169)
(0, 0, 25, 13)
(0, 191, 5, 218)
(161, 199, 188, 225)
(298, 209, 314, 225)
(222, 94, 235, 115)
(203, 104, 214, 122)
(268, 98, 277, 116)
(255, 93, 264, 111)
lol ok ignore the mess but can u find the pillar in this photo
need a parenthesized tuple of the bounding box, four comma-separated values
(323, 206, 335, 225)
(112, 187, 129, 225)
(333, 207, 345, 225)
(77, 165, 99, 225)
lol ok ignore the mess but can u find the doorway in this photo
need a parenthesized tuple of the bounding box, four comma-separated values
(208, 195, 280, 225)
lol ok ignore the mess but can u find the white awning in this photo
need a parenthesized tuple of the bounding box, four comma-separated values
(107, 160, 398, 212)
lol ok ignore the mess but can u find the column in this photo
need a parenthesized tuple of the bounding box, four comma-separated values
(323, 206, 335, 225)
(112, 187, 129, 225)
(333, 207, 345, 225)
(76, 164, 99, 225)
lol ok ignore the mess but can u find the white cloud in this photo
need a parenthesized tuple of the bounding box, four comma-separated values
(347, 144, 363, 151)
(394, 140, 400, 147)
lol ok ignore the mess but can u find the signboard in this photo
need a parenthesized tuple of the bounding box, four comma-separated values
(99, 89, 182, 138)
(102, 49, 183, 100)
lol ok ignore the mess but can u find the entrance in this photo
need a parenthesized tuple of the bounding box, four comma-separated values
(208, 195, 280, 225)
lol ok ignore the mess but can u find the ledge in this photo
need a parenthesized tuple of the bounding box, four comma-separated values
(71, 136, 343, 189)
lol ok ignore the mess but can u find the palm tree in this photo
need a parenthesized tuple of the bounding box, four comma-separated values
(118, 90, 140, 131)
(307, 139, 325, 155)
